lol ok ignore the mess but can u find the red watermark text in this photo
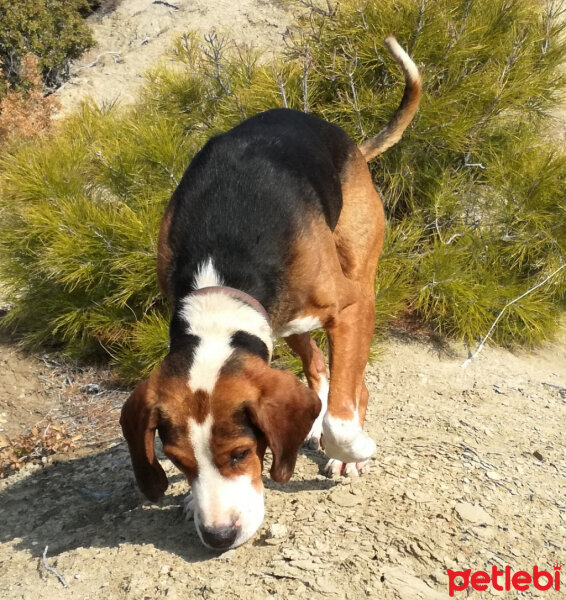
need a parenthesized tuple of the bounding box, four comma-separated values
(447, 564, 561, 596)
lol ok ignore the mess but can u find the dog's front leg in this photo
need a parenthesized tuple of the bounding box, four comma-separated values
(284, 333, 329, 449)
(323, 296, 376, 465)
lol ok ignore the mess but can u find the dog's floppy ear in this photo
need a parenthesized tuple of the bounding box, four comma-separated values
(247, 365, 321, 482)
(120, 377, 168, 502)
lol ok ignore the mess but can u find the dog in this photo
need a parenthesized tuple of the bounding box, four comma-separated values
(120, 35, 421, 551)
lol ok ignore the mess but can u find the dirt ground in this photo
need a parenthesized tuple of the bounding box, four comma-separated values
(54, 0, 294, 115)
(1, 331, 565, 599)
(1, 1, 566, 599)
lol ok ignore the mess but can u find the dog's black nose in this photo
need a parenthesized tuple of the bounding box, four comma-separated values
(199, 523, 239, 550)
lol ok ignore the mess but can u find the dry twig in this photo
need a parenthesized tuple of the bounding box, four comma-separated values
(461, 263, 566, 368)
(42, 546, 68, 588)
(77, 52, 121, 71)
(153, 0, 179, 9)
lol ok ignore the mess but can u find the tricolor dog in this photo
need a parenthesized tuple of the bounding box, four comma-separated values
(121, 35, 421, 550)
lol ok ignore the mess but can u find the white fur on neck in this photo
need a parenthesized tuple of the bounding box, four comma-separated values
(180, 259, 273, 392)
(193, 257, 223, 289)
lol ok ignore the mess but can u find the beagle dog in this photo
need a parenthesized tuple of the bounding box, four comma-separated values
(120, 35, 421, 551)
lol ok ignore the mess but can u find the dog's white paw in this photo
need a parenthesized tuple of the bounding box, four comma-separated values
(304, 415, 323, 450)
(322, 413, 376, 464)
(324, 458, 370, 478)
(304, 378, 328, 451)
(183, 493, 195, 521)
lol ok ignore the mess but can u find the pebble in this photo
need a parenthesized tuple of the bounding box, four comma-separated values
(267, 523, 288, 539)
(454, 502, 495, 526)
(330, 488, 363, 507)
(314, 575, 338, 594)
(404, 489, 434, 503)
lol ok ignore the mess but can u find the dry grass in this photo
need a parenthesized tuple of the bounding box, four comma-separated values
(0, 54, 59, 144)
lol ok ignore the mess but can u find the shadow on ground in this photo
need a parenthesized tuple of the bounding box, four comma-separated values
(0, 442, 335, 562)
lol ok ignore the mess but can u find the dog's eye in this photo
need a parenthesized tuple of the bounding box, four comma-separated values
(230, 448, 251, 466)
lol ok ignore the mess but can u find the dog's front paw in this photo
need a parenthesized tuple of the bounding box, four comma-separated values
(304, 378, 328, 451)
(322, 413, 376, 464)
(183, 493, 195, 521)
(304, 414, 323, 450)
(324, 458, 370, 478)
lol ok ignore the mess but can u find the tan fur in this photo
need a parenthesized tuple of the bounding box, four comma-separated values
(358, 35, 422, 161)
(157, 201, 174, 298)
(274, 148, 385, 422)
(120, 354, 320, 499)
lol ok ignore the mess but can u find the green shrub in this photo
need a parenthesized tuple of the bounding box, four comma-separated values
(0, 0, 94, 89)
(1, 0, 565, 381)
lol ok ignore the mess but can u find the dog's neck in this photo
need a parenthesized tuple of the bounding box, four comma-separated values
(174, 286, 274, 375)
(190, 286, 270, 327)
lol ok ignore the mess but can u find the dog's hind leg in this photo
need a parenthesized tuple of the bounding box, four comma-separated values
(284, 333, 328, 450)
(322, 148, 385, 468)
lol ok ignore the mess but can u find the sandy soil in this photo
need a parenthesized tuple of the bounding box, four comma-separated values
(55, 0, 294, 115)
(1, 1, 565, 599)
(1, 332, 565, 599)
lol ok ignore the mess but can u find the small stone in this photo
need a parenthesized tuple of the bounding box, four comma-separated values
(472, 525, 496, 540)
(314, 575, 338, 594)
(217, 549, 235, 560)
(289, 560, 320, 571)
(454, 502, 495, 526)
(159, 565, 170, 576)
(267, 523, 288, 539)
(404, 489, 434, 503)
(330, 488, 363, 507)
(533, 450, 544, 461)
(432, 569, 449, 585)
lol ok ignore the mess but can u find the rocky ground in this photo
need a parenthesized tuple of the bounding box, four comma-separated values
(1, 329, 565, 599)
(1, 0, 565, 599)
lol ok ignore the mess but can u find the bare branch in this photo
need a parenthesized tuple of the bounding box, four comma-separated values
(409, 0, 427, 53)
(153, 0, 179, 8)
(341, 43, 365, 137)
(76, 52, 122, 71)
(464, 153, 486, 169)
(276, 73, 289, 108)
(295, 0, 337, 17)
(201, 31, 232, 95)
(42, 546, 67, 588)
(302, 46, 312, 113)
(461, 263, 566, 368)
(542, 0, 566, 54)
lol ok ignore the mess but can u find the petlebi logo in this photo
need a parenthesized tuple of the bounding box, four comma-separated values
(447, 563, 561, 596)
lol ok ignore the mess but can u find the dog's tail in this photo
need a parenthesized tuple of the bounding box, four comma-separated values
(358, 35, 421, 162)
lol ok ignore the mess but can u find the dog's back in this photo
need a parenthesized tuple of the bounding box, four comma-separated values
(165, 109, 358, 311)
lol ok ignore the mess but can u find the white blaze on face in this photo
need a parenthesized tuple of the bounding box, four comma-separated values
(188, 415, 265, 549)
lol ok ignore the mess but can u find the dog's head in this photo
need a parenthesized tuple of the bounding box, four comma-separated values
(120, 354, 321, 550)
